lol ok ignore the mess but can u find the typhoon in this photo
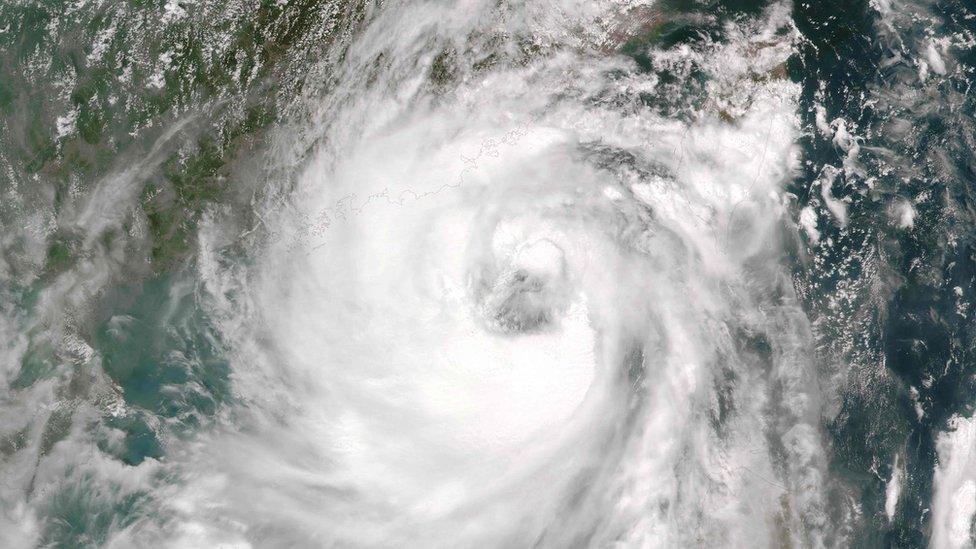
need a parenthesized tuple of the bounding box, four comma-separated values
(0, 0, 975, 547)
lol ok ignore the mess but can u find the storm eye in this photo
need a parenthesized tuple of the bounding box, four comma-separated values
(472, 238, 570, 334)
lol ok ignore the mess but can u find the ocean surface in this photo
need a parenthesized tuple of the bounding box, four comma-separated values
(1, 0, 975, 547)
